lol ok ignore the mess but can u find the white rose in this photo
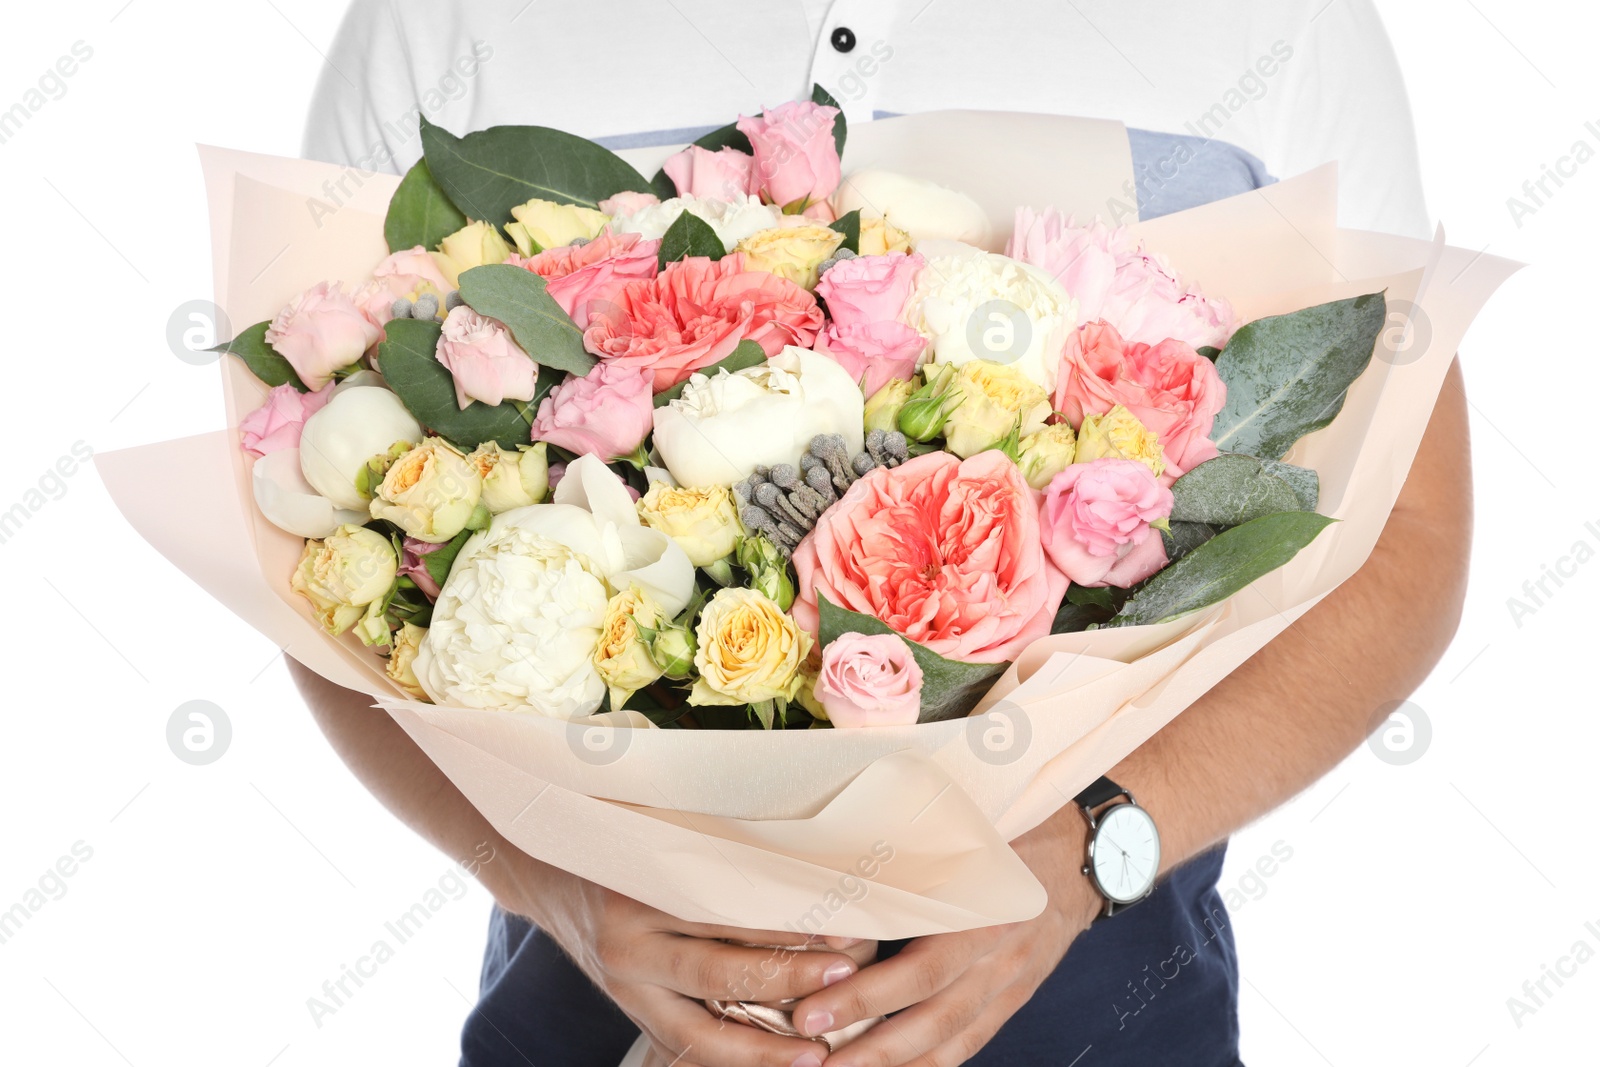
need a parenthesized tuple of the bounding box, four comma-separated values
(414, 520, 612, 718)
(652, 347, 865, 487)
(299, 386, 423, 510)
(252, 449, 368, 538)
(905, 242, 1077, 391)
(835, 169, 992, 246)
(608, 195, 781, 252)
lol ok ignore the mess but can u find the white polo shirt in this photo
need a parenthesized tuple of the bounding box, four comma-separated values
(303, 0, 1429, 237)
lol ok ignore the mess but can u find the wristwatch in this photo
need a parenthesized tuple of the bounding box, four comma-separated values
(1075, 776, 1161, 918)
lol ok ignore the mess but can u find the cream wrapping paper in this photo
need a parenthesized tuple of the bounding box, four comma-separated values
(97, 113, 1516, 947)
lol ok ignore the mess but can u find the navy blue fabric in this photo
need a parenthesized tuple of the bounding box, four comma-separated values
(460, 128, 1274, 1066)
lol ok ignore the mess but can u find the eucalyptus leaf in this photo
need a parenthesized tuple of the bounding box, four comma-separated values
(818, 594, 1005, 723)
(657, 210, 726, 270)
(1196, 346, 1221, 362)
(422, 527, 474, 589)
(1170, 454, 1316, 526)
(419, 115, 653, 224)
(1111, 511, 1336, 627)
(1211, 292, 1387, 460)
(457, 264, 595, 378)
(1260, 459, 1320, 511)
(1159, 520, 1219, 564)
(652, 341, 767, 408)
(377, 318, 535, 450)
(384, 158, 468, 253)
(828, 209, 861, 254)
(212, 321, 307, 392)
(1051, 600, 1112, 634)
(811, 83, 848, 158)
(1065, 584, 1118, 611)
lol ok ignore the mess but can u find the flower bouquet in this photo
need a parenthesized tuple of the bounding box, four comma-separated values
(100, 98, 1512, 947)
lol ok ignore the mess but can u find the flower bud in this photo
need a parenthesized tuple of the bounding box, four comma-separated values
(386, 622, 429, 700)
(370, 438, 484, 543)
(897, 363, 963, 443)
(1016, 423, 1078, 490)
(737, 535, 795, 611)
(298, 386, 423, 511)
(863, 377, 917, 434)
(291, 524, 398, 637)
(650, 622, 698, 681)
(470, 441, 550, 514)
(1073, 404, 1166, 479)
(436, 220, 512, 287)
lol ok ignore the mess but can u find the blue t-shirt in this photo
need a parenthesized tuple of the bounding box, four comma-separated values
(460, 126, 1271, 1067)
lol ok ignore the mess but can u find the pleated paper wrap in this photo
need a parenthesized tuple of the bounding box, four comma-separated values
(98, 112, 1515, 947)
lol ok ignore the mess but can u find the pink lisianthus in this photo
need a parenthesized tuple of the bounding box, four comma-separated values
(792, 450, 1068, 664)
(239, 381, 334, 458)
(357, 246, 454, 324)
(737, 100, 842, 209)
(436, 306, 539, 409)
(662, 145, 759, 200)
(264, 282, 383, 391)
(815, 633, 924, 728)
(1008, 207, 1236, 350)
(398, 537, 445, 600)
(508, 231, 661, 329)
(583, 254, 822, 393)
(530, 361, 654, 460)
(815, 321, 926, 397)
(598, 191, 660, 216)
(1039, 459, 1173, 588)
(814, 252, 925, 328)
(1054, 320, 1226, 482)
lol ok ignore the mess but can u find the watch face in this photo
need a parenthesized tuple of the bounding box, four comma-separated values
(1090, 804, 1160, 903)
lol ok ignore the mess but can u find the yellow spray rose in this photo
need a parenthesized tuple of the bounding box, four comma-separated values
(1074, 404, 1166, 479)
(857, 212, 913, 256)
(436, 220, 512, 287)
(468, 441, 550, 514)
(505, 197, 609, 256)
(291, 524, 398, 637)
(636, 482, 743, 568)
(734, 225, 844, 290)
(386, 622, 429, 700)
(689, 588, 813, 708)
(1016, 423, 1078, 490)
(370, 438, 484, 543)
(594, 587, 667, 710)
(863, 377, 917, 434)
(941, 359, 1051, 459)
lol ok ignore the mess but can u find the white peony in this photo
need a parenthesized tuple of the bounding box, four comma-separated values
(607, 194, 782, 252)
(904, 241, 1078, 391)
(251, 449, 368, 538)
(652, 347, 865, 488)
(298, 385, 423, 510)
(835, 169, 992, 246)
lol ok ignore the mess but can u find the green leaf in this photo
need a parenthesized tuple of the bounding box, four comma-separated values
(811, 83, 848, 158)
(419, 115, 653, 224)
(377, 318, 535, 450)
(1051, 600, 1112, 634)
(1211, 292, 1387, 460)
(212, 321, 307, 392)
(457, 264, 595, 378)
(657, 210, 726, 270)
(818, 594, 1006, 723)
(652, 341, 767, 408)
(1260, 459, 1320, 511)
(1111, 511, 1337, 627)
(828, 209, 861, 254)
(690, 121, 754, 156)
(1159, 520, 1219, 564)
(1196, 346, 1221, 362)
(1169, 454, 1318, 526)
(422, 527, 474, 589)
(1065, 584, 1118, 610)
(384, 158, 468, 253)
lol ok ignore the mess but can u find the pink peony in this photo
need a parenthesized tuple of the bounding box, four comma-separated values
(815, 633, 924, 728)
(398, 537, 445, 600)
(358, 246, 454, 324)
(509, 231, 661, 329)
(1040, 460, 1172, 589)
(793, 450, 1068, 664)
(598, 191, 660, 216)
(1054, 320, 1226, 482)
(1008, 208, 1235, 350)
(529, 361, 654, 460)
(737, 100, 842, 209)
(583, 254, 822, 393)
(239, 381, 334, 458)
(264, 282, 383, 391)
(815, 252, 925, 328)
(815, 321, 926, 397)
(662, 145, 759, 200)
(436, 306, 538, 409)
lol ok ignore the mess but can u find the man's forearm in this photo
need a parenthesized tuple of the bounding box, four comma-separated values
(1103, 359, 1473, 877)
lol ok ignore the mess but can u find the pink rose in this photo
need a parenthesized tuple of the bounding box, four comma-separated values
(737, 100, 842, 209)
(1040, 459, 1172, 589)
(793, 450, 1068, 664)
(264, 282, 383, 391)
(399, 537, 445, 600)
(436, 306, 538, 409)
(530, 361, 654, 460)
(815, 321, 926, 397)
(509, 231, 661, 329)
(583, 254, 822, 393)
(815, 252, 925, 328)
(815, 633, 924, 728)
(358, 246, 454, 324)
(599, 191, 660, 216)
(239, 381, 334, 458)
(1009, 208, 1235, 350)
(662, 145, 759, 200)
(1054, 321, 1226, 482)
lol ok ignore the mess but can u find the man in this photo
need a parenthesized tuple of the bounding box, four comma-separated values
(296, 3, 1459, 1064)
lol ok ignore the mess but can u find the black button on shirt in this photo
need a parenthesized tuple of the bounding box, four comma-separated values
(830, 26, 857, 53)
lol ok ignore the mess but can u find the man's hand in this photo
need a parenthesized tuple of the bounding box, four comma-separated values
(788, 811, 1101, 1067)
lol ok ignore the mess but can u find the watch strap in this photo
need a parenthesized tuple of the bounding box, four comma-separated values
(1075, 775, 1126, 811)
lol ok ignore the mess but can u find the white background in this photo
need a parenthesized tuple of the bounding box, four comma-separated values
(0, 2, 1595, 1065)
